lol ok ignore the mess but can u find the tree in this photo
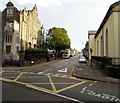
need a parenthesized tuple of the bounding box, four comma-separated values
(46, 27, 71, 58)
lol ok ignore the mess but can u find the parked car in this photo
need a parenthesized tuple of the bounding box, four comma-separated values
(63, 53, 70, 59)
(62, 49, 70, 59)
(79, 56, 86, 63)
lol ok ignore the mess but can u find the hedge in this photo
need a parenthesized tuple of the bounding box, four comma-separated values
(25, 48, 49, 60)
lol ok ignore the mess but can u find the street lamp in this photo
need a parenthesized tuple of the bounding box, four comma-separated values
(90, 48, 93, 67)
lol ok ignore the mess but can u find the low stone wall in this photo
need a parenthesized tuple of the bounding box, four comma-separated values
(105, 65, 120, 79)
(92, 59, 103, 69)
(2, 59, 20, 67)
(92, 57, 120, 79)
(23, 59, 47, 67)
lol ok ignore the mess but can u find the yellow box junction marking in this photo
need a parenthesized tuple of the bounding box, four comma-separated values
(56, 81, 87, 93)
(14, 72, 24, 82)
(1, 71, 88, 94)
(48, 74, 57, 93)
(2, 76, 48, 79)
(26, 83, 53, 93)
(27, 83, 76, 84)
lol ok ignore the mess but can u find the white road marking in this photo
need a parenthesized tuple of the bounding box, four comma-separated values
(57, 65, 63, 68)
(65, 62, 68, 65)
(89, 83, 94, 87)
(89, 81, 98, 87)
(37, 72, 44, 74)
(78, 68, 83, 70)
(58, 68, 67, 73)
(29, 72, 36, 74)
(37, 69, 52, 74)
(81, 87, 87, 93)
(61, 75, 68, 78)
(81, 87, 120, 102)
(45, 73, 53, 75)
(94, 81, 98, 83)
(52, 74, 61, 77)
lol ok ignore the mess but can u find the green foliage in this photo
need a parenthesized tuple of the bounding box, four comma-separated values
(47, 27, 71, 50)
(25, 48, 49, 60)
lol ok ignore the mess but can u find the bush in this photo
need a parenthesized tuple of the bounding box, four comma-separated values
(25, 48, 49, 60)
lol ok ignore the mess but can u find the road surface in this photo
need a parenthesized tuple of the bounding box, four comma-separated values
(1, 55, 120, 102)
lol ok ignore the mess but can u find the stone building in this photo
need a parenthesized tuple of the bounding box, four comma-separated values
(2, 1, 44, 63)
(2, 1, 20, 61)
(20, 5, 44, 50)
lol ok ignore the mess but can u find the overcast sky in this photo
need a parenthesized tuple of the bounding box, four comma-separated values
(0, 0, 118, 51)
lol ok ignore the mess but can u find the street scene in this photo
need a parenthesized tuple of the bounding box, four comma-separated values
(1, 55, 120, 102)
(0, 0, 120, 103)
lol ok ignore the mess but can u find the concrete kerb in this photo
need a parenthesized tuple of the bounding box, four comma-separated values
(72, 67, 120, 84)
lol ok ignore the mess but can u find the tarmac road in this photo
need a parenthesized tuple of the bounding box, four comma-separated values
(1, 55, 120, 102)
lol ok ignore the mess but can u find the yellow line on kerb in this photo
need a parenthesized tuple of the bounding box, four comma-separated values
(14, 72, 23, 82)
(56, 81, 87, 93)
(47, 74, 57, 93)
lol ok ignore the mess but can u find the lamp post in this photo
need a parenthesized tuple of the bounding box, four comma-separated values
(90, 48, 93, 67)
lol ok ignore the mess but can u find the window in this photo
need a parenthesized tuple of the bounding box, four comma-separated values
(10, 8, 13, 15)
(9, 35, 12, 43)
(16, 36, 19, 43)
(97, 41, 99, 56)
(106, 29, 108, 56)
(7, 17, 13, 21)
(8, 23, 13, 28)
(6, 46, 11, 53)
(6, 35, 12, 43)
(7, 9, 9, 14)
(17, 46, 19, 54)
(29, 42, 31, 48)
(101, 35, 104, 56)
(34, 44, 36, 48)
(6, 35, 8, 42)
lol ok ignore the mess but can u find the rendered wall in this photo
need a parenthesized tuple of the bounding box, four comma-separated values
(95, 7, 119, 58)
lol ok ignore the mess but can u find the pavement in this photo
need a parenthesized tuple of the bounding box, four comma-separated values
(72, 61, 120, 84)
(2, 59, 60, 70)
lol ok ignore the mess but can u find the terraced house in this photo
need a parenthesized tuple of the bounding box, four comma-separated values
(88, 1, 120, 78)
(2, 1, 44, 64)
